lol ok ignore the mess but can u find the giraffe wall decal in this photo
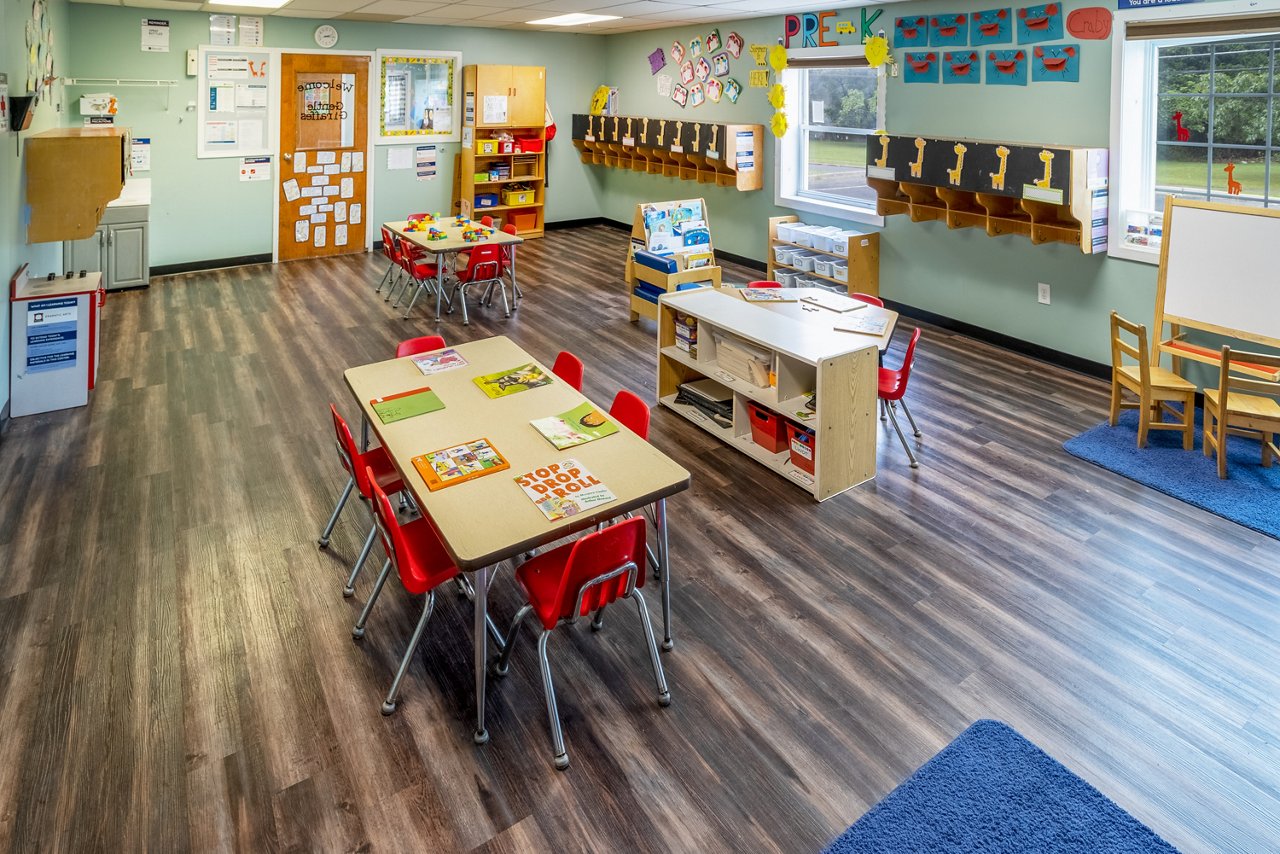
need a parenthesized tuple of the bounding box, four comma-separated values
(990, 145, 1010, 190)
(611, 115, 619, 141)
(1225, 161, 1242, 195)
(1034, 150, 1054, 189)
(947, 143, 968, 185)
(586, 115, 594, 139)
(692, 123, 701, 152)
(875, 133, 890, 168)
(625, 117, 633, 142)
(910, 137, 927, 178)
(709, 124, 719, 155)
(657, 119, 667, 146)
(1173, 111, 1189, 142)
(641, 117, 649, 144)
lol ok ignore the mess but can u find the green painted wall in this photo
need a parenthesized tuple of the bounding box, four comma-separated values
(2, 0, 70, 416)
(65, 6, 610, 267)
(599, 6, 1157, 367)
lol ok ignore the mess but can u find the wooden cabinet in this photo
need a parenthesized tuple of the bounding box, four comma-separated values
(62, 205, 150, 291)
(25, 127, 130, 244)
(469, 65, 545, 128)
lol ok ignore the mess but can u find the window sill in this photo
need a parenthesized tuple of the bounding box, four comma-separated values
(777, 192, 885, 228)
(1107, 241, 1160, 266)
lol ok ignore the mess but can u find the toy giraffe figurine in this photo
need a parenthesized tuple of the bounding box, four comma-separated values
(909, 137, 926, 178)
(947, 143, 967, 185)
(1225, 161, 1242, 195)
(1173, 111, 1189, 142)
(641, 117, 649, 144)
(1034, 150, 1054, 189)
(875, 133, 890, 168)
(692, 123, 701, 152)
(989, 145, 1010, 190)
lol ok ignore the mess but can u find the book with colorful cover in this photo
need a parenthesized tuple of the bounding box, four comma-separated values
(741, 287, 795, 303)
(412, 348, 468, 376)
(370, 387, 445, 424)
(473, 362, 553, 399)
(530, 403, 619, 450)
(515, 459, 617, 521)
(834, 315, 889, 337)
(412, 438, 510, 491)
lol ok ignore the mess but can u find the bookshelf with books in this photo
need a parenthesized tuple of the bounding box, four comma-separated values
(626, 198, 722, 324)
(765, 215, 880, 298)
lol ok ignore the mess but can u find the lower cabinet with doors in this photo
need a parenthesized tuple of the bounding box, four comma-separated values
(62, 205, 150, 291)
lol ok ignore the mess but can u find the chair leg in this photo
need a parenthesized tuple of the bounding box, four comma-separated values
(536, 630, 570, 770)
(1203, 409, 1214, 458)
(1108, 378, 1121, 426)
(497, 277, 511, 318)
(494, 603, 533, 676)
(900, 398, 922, 438)
(381, 592, 437, 716)
(1181, 393, 1194, 451)
(630, 589, 671, 707)
(344, 522, 378, 597)
(402, 280, 428, 319)
(590, 606, 607, 631)
(318, 476, 355, 547)
(352, 559, 393, 639)
(1137, 395, 1151, 449)
(885, 403, 919, 468)
(1216, 418, 1229, 480)
(879, 399, 888, 422)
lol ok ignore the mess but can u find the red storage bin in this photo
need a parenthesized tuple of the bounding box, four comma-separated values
(785, 421, 816, 475)
(509, 210, 538, 232)
(747, 402, 788, 454)
(515, 137, 544, 153)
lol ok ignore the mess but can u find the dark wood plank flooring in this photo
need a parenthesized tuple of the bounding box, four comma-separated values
(0, 225, 1276, 852)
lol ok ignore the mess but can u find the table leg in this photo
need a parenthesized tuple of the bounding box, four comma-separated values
(360, 415, 370, 452)
(510, 245, 522, 304)
(473, 565, 491, 745)
(435, 252, 446, 321)
(656, 498, 673, 651)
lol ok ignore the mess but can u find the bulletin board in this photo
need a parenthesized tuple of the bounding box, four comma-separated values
(374, 49, 461, 144)
(197, 45, 275, 159)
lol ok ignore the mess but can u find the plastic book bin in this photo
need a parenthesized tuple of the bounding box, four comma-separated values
(748, 402, 789, 454)
(786, 421, 816, 475)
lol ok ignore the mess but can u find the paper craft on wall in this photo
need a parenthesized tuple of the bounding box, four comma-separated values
(971, 9, 1012, 45)
(1017, 3, 1063, 44)
(767, 83, 785, 109)
(657, 74, 673, 97)
(690, 37, 703, 57)
(727, 32, 744, 59)
(768, 45, 788, 72)
(672, 41, 685, 65)
(1224, 162, 1243, 195)
(725, 78, 742, 103)
(648, 48, 666, 74)
(1032, 44, 1079, 82)
(706, 77, 724, 102)
(942, 51, 981, 83)
(750, 44, 767, 65)
(930, 14, 968, 47)
(749, 70, 769, 88)
(770, 112, 787, 138)
(680, 62, 695, 85)
(695, 57, 711, 81)
(690, 83, 705, 108)
(1066, 6, 1111, 39)
(713, 53, 730, 76)
(904, 52, 940, 83)
(896, 15, 929, 48)
(986, 49, 1028, 85)
(672, 84, 689, 107)
(706, 29, 722, 53)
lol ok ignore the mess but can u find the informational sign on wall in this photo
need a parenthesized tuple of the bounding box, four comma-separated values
(141, 18, 169, 53)
(240, 155, 270, 181)
(26, 298, 79, 373)
(198, 46, 273, 159)
(415, 145, 437, 181)
(0, 73, 9, 136)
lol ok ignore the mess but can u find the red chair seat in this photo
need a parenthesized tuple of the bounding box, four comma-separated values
(393, 515, 460, 595)
(358, 448, 405, 496)
(406, 258, 439, 280)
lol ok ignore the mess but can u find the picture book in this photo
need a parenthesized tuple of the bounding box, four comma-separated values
(370, 387, 445, 424)
(412, 438, 510, 491)
(530, 403, 619, 450)
(741, 287, 795, 303)
(834, 315, 889, 337)
(473, 362, 553, 399)
(800, 291, 867, 313)
(515, 460, 617, 521)
(412, 348, 468, 376)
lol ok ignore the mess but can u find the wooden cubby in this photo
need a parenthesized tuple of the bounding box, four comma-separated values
(571, 114, 763, 192)
(764, 215, 879, 297)
(24, 127, 130, 244)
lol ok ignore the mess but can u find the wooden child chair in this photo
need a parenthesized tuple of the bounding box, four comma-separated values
(1109, 312, 1196, 450)
(1203, 345, 1280, 479)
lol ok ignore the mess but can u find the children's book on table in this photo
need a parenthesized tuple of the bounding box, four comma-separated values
(412, 438, 510, 491)
(370, 387, 445, 424)
(473, 362, 553, 399)
(530, 403, 619, 450)
(834, 315, 889, 336)
(515, 459, 617, 521)
(412, 348, 468, 376)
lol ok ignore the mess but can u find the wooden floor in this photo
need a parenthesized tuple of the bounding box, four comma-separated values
(0, 225, 1276, 853)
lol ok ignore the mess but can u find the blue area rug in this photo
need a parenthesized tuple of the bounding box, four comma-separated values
(1063, 409, 1279, 540)
(824, 720, 1177, 853)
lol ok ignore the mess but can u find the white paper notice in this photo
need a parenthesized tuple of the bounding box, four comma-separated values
(350, 204, 362, 225)
(323, 186, 340, 196)
(131, 138, 151, 172)
(318, 204, 334, 213)
(307, 166, 323, 174)
(206, 120, 237, 144)
(299, 204, 316, 216)
(294, 152, 306, 171)
(340, 177, 354, 199)
(314, 225, 327, 248)
(340, 152, 352, 172)
(334, 201, 347, 222)
(238, 119, 264, 150)
(387, 148, 412, 170)
(235, 83, 268, 108)
(301, 187, 322, 198)
(811, 100, 825, 124)
(141, 18, 170, 53)
(239, 156, 270, 181)
(336, 224, 348, 246)
(323, 164, 340, 175)
(316, 151, 336, 165)
(238, 16, 264, 47)
(209, 14, 235, 46)
(282, 178, 300, 201)
(209, 84, 235, 112)
(310, 212, 327, 224)
(482, 95, 508, 124)
(295, 220, 309, 242)
(312, 175, 330, 186)
(352, 152, 364, 172)
(207, 55, 249, 79)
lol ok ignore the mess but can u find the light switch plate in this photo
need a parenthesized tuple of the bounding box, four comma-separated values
(187, 49, 198, 77)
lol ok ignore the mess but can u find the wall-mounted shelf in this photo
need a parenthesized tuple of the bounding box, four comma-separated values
(571, 114, 763, 192)
(864, 134, 1109, 254)
(62, 78, 178, 110)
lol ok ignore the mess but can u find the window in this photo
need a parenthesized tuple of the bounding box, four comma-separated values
(777, 51, 886, 225)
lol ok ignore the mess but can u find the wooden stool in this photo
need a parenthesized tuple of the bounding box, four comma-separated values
(1109, 312, 1196, 450)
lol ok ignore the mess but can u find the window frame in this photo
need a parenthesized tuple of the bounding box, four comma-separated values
(775, 46, 887, 227)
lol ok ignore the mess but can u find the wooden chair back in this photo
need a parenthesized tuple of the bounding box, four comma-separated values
(1216, 345, 1280, 414)
(1110, 312, 1151, 390)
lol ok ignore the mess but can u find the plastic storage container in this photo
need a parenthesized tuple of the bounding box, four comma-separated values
(501, 188, 535, 205)
(785, 421, 816, 475)
(832, 261, 849, 283)
(776, 221, 806, 243)
(747, 402, 789, 454)
(475, 193, 499, 208)
(713, 331, 773, 388)
(509, 210, 538, 231)
(809, 227, 844, 252)
(773, 270, 800, 287)
(829, 230, 868, 255)
(812, 257, 836, 277)
(773, 245, 795, 265)
(515, 137, 543, 153)
(791, 251, 820, 272)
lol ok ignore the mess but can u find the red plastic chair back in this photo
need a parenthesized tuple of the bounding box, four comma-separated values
(550, 517, 648, 626)
(366, 467, 442, 596)
(552, 351, 585, 391)
(610, 390, 650, 440)
(397, 335, 447, 358)
(394, 236, 416, 273)
(380, 226, 397, 261)
(502, 224, 517, 235)
(747, 280, 781, 289)
(330, 404, 389, 499)
(499, 224, 519, 270)
(480, 216, 494, 227)
(408, 212, 432, 221)
(457, 243, 503, 283)
(850, 292, 884, 307)
(881, 328, 921, 402)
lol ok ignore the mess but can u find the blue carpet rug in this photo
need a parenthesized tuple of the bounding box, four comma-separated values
(1063, 409, 1280, 540)
(824, 720, 1177, 853)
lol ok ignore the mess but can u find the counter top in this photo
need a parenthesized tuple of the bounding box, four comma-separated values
(108, 178, 150, 208)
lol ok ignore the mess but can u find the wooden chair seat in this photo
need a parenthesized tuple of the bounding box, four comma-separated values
(1109, 312, 1196, 451)
(1203, 345, 1280, 479)
(1203, 388, 1280, 423)
(1116, 365, 1196, 395)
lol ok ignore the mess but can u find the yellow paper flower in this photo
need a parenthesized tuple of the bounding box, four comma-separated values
(865, 36, 889, 68)
(771, 111, 788, 138)
(768, 45, 788, 73)
(767, 83, 786, 109)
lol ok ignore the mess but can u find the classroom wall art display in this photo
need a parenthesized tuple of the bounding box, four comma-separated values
(695, 57, 711, 81)
(672, 84, 689, 107)
(707, 77, 724, 102)
(690, 82, 706, 107)
(680, 61, 695, 85)
(657, 74, 673, 97)
(985, 49, 1028, 85)
(1017, 3, 1063, 44)
(690, 36, 704, 57)
(648, 47, 666, 74)
(1032, 44, 1079, 81)
(725, 78, 742, 103)
(727, 32, 744, 58)
(895, 16, 929, 48)
(904, 52, 940, 83)
(672, 41, 686, 65)
(706, 29, 722, 52)
(930, 14, 968, 47)
(971, 9, 1012, 45)
(942, 51, 982, 83)
(1066, 6, 1112, 39)
(713, 52, 730, 76)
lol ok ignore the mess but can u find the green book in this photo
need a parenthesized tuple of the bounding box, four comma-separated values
(473, 362, 553, 399)
(370, 387, 445, 424)
(530, 402, 620, 449)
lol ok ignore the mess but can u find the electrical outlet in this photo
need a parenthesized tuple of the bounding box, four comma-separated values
(1037, 282, 1051, 305)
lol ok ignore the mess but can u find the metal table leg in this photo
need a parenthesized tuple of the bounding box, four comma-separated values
(656, 498, 673, 651)
(510, 244, 522, 303)
(473, 565, 491, 744)
(360, 415, 370, 452)
(434, 251, 446, 321)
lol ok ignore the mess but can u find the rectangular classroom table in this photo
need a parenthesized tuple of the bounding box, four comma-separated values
(344, 335, 690, 744)
(385, 220, 524, 322)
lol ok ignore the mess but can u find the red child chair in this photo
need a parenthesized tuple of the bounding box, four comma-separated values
(551, 351, 585, 391)
(377, 226, 402, 295)
(745, 280, 782, 289)
(395, 235, 441, 320)
(492, 517, 670, 769)
(396, 335, 447, 359)
(610, 389, 650, 439)
(318, 405, 406, 597)
(879, 327, 923, 468)
(352, 468, 461, 715)
(447, 243, 507, 324)
(850, 292, 884, 307)
(479, 215, 495, 227)
(482, 224, 523, 308)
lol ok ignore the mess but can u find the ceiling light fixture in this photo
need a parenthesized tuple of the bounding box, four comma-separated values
(525, 12, 621, 25)
(208, 0, 290, 8)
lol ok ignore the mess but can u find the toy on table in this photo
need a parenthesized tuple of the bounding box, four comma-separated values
(460, 223, 491, 243)
(425, 227, 448, 241)
(403, 213, 436, 232)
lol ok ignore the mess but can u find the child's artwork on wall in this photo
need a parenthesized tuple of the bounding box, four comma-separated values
(695, 57, 711, 81)
(672, 41, 686, 65)
(985, 49, 1027, 85)
(657, 74, 673, 97)
(680, 61, 695, 85)
(971, 9, 1012, 45)
(713, 52, 730, 76)
(690, 37, 703, 57)
(689, 82, 706, 107)
(904, 51, 940, 83)
(1066, 6, 1111, 39)
(727, 32, 744, 59)
(707, 77, 724, 102)
(942, 51, 981, 83)
(725, 78, 742, 103)
(750, 44, 767, 64)
(648, 48, 666, 74)
(1032, 43, 1079, 81)
(896, 16, 929, 48)
(672, 84, 689, 107)
(930, 14, 968, 47)
(749, 69, 769, 88)
(1017, 3, 1063, 44)
(706, 29, 722, 53)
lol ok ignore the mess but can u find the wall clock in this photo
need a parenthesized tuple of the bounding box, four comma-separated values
(314, 25, 338, 49)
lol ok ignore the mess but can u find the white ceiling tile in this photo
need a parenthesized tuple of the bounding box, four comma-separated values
(123, 0, 204, 7)
(473, 7, 546, 20)
(71, 0, 124, 5)
(357, 0, 440, 13)
(280, 0, 365, 11)
(274, 7, 340, 15)
(523, 0, 624, 12)
(585, 0, 676, 15)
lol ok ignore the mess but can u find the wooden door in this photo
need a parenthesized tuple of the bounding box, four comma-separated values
(472, 65, 511, 128)
(509, 66, 545, 127)
(278, 52, 370, 262)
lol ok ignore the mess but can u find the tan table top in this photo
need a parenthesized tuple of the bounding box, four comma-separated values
(386, 220, 523, 255)
(344, 336, 691, 571)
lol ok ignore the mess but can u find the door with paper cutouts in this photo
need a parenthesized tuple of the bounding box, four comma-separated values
(278, 52, 370, 261)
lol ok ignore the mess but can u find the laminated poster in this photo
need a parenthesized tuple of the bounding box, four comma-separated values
(313, 225, 326, 248)
(336, 224, 348, 246)
(350, 203, 362, 225)
(352, 151, 364, 172)
(295, 220, 309, 242)
(335, 201, 347, 222)
(316, 150, 336, 165)
(294, 151, 307, 171)
(282, 178, 300, 201)
(340, 177, 354, 198)
(341, 151, 352, 172)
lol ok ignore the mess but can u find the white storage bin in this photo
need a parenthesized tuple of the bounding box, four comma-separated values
(776, 221, 806, 243)
(812, 257, 836, 277)
(809, 227, 845, 253)
(792, 251, 820, 272)
(830, 230, 869, 255)
(791, 226, 821, 247)
(832, 261, 849, 283)
(817, 281, 846, 295)
(795, 275, 823, 288)
(773, 245, 796, 265)
(773, 270, 800, 287)
(713, 331, 774, 388)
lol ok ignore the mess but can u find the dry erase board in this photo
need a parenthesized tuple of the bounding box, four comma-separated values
(1159, 199, 1280, 345)
(197, 46, 274, 159)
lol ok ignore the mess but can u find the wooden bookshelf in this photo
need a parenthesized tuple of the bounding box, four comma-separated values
(626, 198, 722, 323)
(764, 215, 879, 297)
